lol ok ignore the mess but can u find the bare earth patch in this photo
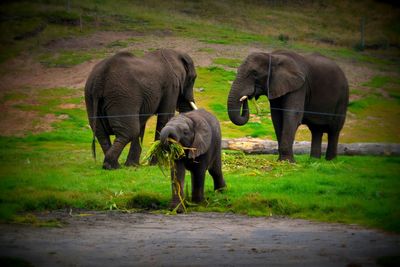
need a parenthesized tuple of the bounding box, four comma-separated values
(0, 211, 399, 266)
(0, 34, 266, 92)
(0, 57, 96, 92)
(44, 31, 141, 51)
(0, 32, 383, 93)
(0, 100, 64, 136)
(59, 103, 84, 109)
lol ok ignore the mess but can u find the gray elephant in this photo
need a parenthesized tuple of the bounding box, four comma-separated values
(160, 109, 226, 210)
(227, 50, 349, 162)
(85, 49, 198, 169)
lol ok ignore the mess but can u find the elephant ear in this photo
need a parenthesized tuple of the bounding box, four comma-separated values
(180, 53, 197, 96)
(186, 113, 211, 159)
(268, 54, 306, 99)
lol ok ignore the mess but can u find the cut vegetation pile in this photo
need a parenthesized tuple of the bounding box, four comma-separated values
(145, 139, 190, 212)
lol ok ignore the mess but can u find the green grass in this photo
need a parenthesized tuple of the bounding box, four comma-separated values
(361, 76, 400, 101)
(213, 58, 243, 68)
(363, 76, 396, 88)
(38, 50, 96, 67)
(346, 96, 400, 143)
(0, 86, 399, 232)
(197, 47, 215, 53)
(0, 136, 399, 232)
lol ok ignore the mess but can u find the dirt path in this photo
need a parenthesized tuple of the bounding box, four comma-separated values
(1, 211, 399, 266)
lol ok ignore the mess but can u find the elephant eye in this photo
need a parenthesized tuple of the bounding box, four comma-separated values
(183, 130, 189, 135)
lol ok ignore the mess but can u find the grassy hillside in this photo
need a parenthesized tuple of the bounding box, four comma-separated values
(1, 0, 399, 62)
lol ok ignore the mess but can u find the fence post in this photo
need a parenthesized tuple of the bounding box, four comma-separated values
(360, 16, 365, 51)
(80, 13, 83, 32)
(66, 0, 70, 12)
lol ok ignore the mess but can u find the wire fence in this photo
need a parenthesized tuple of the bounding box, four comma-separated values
(89, 107, 346, 119)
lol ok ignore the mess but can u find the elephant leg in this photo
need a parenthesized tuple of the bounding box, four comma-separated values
(326, 129, 340, 160)
(155, 113, 173, 141)
(103, 106, 139, 169)
(95, 119, 111, 155)
(208, 156, 226, 191)
(191, 166, 207, 203)
(170, 161, 186, 212)
(310, 127, 323, 159)
(125, 123, 146, 166)
(270, 99, 283, 144)
(124, 137, 141, 167)
(277, 91, 304, 163)
(278, 112, 301, 162)
(103, 136, 129, 170)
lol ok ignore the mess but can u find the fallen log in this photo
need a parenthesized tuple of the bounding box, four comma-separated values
(221, 138, 400, 156)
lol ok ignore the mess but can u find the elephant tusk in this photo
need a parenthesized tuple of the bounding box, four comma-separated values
(239, 95, 248, 102)
(190, 101, 198, 110)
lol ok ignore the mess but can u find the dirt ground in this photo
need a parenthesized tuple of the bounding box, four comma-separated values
(0, 211, 399, 267)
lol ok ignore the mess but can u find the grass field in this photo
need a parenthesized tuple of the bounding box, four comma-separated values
(0, 0, 399, 233)
(0, 135, 399, 232)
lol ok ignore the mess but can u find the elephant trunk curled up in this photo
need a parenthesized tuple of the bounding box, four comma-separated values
(227, 75, 252, 126)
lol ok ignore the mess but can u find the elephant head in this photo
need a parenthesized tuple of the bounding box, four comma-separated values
(176, 52, 198, 112)
(160, 111, 211, 159)
(227, 51, 306, 125)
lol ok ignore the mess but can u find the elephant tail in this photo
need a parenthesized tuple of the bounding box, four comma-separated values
(85, 77, 99, 162)
(92, 133, 96, 161)
(91, 95, 98, 162)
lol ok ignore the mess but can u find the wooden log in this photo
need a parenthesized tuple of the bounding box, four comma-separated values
(221, 138, 400, 156)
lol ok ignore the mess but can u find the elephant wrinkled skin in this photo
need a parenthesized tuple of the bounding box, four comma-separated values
(227, 50, 349, 162)
(85, 49, 197, 169)
(160, 109, 226, 211)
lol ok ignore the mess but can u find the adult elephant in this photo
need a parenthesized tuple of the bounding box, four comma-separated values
(85, 49, 198, 169)
(227, 50, 348, 162)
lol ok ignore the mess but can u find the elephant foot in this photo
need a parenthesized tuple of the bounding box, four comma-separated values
(103, 161, 120, 170)
(170, 202, 185, 214)
(191, 195, 204, 204)
(149, 155, 158, 166)
(325, 154, 337, 161)
(124, 160, 139, 167)
(310, 154, 322, 159)
(214, 181, 227, 192)
(278, 155, 295, 163)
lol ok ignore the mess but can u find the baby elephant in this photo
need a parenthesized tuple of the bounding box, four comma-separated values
(160, 109, 226, 210)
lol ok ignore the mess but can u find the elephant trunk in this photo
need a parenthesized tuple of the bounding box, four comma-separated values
(227, 78, 252, 126)
(160, 126, 179, 146)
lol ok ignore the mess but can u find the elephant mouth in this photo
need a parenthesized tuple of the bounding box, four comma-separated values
(177, 99, 198, 113)
(241, 83, 265, 102)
